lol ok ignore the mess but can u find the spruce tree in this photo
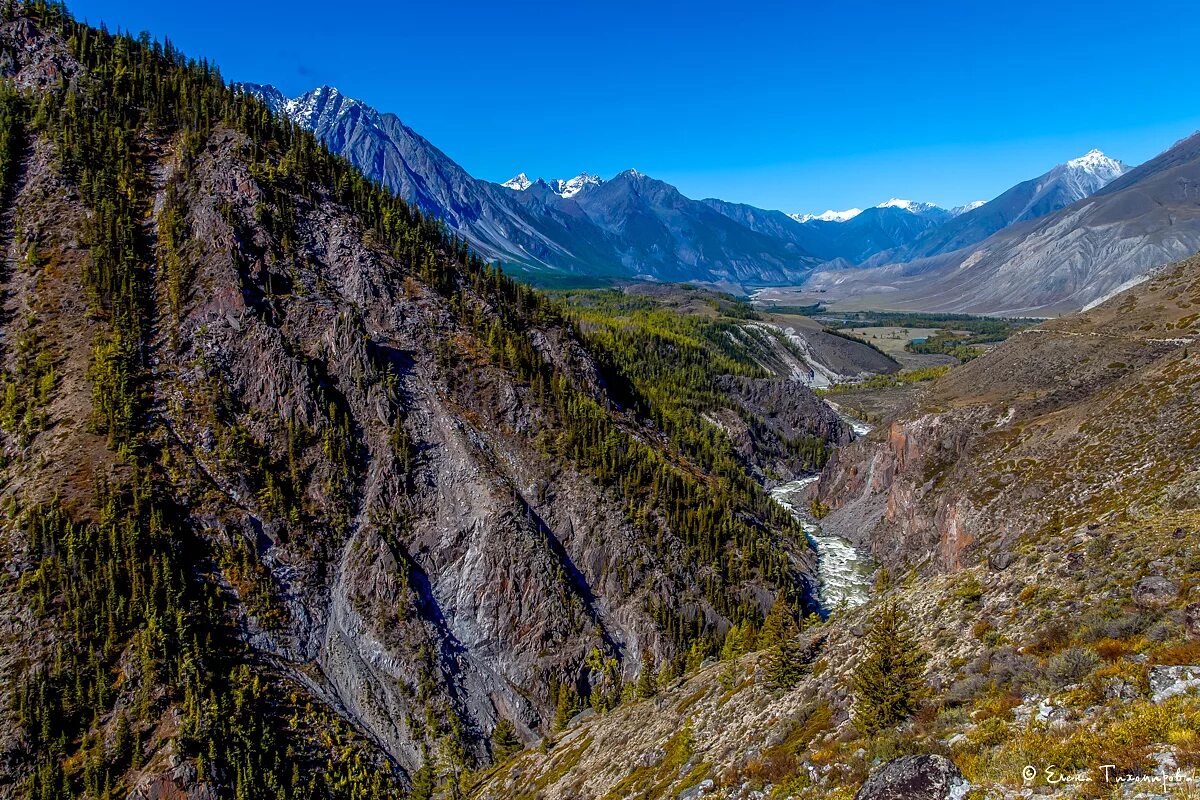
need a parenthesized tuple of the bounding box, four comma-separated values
(760, 593, 791, 645)
(553, 683, 578, 730)
(408, 756, 437, 800)
(851, 602, 929, 734)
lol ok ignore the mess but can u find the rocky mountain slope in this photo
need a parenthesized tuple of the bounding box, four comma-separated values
(805, 140, 1199, 314)
(706, 198, 952, 267)
(471, 255, 1200, 799)
(791, 203, 951, 264)
(239, 84, 1163, 307)
(0, 8, 863, 797)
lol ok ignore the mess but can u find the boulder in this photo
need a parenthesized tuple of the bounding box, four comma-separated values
(1132, 575, 1178, 607)
(988, 551, 1014, 571)
(854, 754, 970, 800)
(1149, 665, 1200, 702)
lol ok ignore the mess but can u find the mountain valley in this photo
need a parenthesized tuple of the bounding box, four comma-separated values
(0, 3, 1199, 800)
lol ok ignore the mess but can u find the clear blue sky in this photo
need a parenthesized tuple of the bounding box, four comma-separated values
(67, 0, 1200, 214)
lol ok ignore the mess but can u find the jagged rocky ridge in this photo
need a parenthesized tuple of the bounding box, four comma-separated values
(238, 84, 821, 285)
(239, 85, 1154, 309)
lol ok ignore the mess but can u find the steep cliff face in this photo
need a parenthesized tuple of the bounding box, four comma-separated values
(816, 255, 1200, 574)
(0, 8, 827, 796)
(163, 129, 676, 766)
(708, 375, 850, 482)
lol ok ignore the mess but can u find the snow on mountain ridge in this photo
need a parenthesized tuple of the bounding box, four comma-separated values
(951, 200, 986, 216)
(500, 171, 604, 197)
(1066, 148, 1123, 175)
(550, 172, 604, 197)
(279, 85, 377, 132)
(876, 198, 944, 214)
(790, 208, 863, 223)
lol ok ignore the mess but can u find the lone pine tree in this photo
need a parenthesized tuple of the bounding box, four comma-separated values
(851, 602, 929, 734)
(763, 594, 806, 690)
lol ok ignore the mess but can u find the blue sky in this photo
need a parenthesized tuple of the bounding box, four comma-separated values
(67, 0, 1200, 214)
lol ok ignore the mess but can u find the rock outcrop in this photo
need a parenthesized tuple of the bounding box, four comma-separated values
(854, 755, 970, 800)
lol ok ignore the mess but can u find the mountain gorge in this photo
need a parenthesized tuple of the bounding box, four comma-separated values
(5, 4, 1200, 800)
(471, 254, 1200, 800)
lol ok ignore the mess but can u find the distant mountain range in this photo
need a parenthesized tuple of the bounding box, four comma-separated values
(804, 135, 1200, 315)
(239, 83, 1199, 313)
(239, 84, 818, 285)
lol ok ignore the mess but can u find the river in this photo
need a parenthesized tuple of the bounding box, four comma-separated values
(770, 406, 875, 613)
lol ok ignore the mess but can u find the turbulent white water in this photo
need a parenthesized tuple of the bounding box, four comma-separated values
(771, 476, 873, 612)
(824, 399, 874, 437)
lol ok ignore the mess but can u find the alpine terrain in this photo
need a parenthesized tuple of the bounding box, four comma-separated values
(2, 3, 1200, 800)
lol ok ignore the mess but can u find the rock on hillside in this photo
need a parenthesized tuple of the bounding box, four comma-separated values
(853, 755, 969, 800)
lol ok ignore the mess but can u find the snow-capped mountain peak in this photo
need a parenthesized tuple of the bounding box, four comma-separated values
(876, 198, 944, 214)
(549, 172, 604, 198)
(502, 173, 532, 191)
(790, 208, 862, 224)
(1028, 150, 1127, 205)
(1064, 149, 1126, 182)
(240, 84, 377, 134)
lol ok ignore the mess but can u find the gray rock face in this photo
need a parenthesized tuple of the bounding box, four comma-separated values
(854, 755, 970, 800)
(138, 125, 824, 777)
(712, 375, 851, 478)
(1149, 666, 1200, 702)
(1133, 575, 1179, 608)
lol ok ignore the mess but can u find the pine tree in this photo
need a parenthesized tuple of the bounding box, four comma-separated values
(636, 654, 658, 699)
(851, 602, 928, 734)
(490, 718, 521, 763)
(408, 755, 437, 800)
(759, 593, 791, 646)
(553, 683, 577, 730)
(763, 595, 805, 690)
